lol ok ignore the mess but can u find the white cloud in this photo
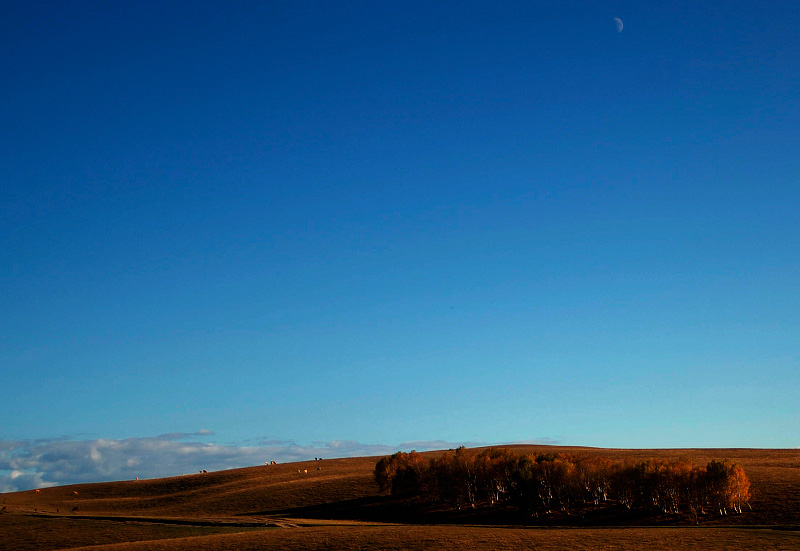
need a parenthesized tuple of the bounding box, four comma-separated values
(0, 469, 55, 494)
(0, 434, 487, 492)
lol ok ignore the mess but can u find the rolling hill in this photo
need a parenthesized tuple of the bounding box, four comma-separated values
(2, 446, 799, 550)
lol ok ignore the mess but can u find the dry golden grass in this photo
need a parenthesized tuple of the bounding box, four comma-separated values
(45, 525, 800, 551)
(0, 514, 259, 551)
(2, 446, 798, 550)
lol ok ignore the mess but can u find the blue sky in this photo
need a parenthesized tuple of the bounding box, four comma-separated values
(2, 1, 799, 490)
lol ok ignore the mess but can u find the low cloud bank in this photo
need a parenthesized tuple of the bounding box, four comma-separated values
(0, 433, 522, 492)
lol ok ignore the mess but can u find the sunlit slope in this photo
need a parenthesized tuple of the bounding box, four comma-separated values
(3, 446, 799, 525)
(1, 456, 380, 518)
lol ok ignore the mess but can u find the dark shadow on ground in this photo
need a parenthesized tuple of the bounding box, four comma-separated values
(241, 496, 758, 527)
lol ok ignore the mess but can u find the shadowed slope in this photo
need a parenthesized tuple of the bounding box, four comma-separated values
(38, 526, 800, 551)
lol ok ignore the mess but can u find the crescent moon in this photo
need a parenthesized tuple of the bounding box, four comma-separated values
(614, 17, 623, 33)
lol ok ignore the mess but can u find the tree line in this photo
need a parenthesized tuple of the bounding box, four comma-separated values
(374, 447, 751, 521)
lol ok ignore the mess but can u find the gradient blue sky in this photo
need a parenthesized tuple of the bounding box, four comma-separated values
(2, 1, 799, 490)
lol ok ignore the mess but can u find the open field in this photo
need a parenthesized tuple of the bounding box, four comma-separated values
(2, 446, 799, 550)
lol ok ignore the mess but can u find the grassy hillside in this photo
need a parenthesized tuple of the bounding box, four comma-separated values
(2, 446, 799, 550)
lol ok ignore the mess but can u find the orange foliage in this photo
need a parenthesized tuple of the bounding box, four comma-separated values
(376, 449, 752, 520)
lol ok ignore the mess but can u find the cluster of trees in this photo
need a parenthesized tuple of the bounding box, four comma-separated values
(374, 448, 751, 521)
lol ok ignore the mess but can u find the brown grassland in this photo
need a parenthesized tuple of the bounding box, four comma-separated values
(2, 445, 799, 550)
